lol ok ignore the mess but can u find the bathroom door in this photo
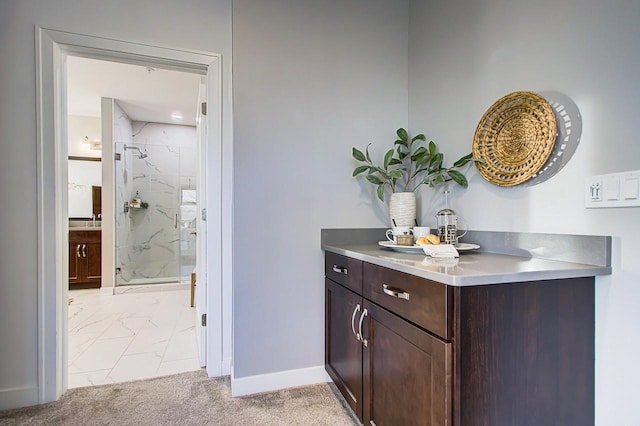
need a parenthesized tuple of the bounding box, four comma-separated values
(195, 78, 207, 367)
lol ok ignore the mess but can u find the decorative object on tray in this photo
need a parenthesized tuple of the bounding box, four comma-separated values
(473, 91, 557, 187)
(352, 128, 483, 226)
(388, 192, 417, 227)
(435, 190, 468, 246)
(422, 244, 459, 258)
(378, 241, 479, 253)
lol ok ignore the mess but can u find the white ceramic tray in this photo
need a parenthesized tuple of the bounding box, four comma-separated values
(378, 241, 480, 253)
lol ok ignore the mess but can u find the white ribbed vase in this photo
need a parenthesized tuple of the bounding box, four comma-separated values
(389, 192, 416, 227)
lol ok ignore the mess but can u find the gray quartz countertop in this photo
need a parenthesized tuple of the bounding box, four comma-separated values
(322, 229, 612, 286)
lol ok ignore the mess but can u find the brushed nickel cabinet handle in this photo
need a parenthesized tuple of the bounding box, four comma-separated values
(82, 244, 87, 258)
(332, 265, 348, 274)
(358, 308, 368, 347)
(351, 303, 361, 341)
(383, 284, 410, 300)
(76, 244, 81, 258)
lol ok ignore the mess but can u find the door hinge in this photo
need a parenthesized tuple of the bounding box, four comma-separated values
(115, 153, 121, 161)
(201, 313, 207, 327)
(201, 208, 207, 221)
(201, 102, 207, 116)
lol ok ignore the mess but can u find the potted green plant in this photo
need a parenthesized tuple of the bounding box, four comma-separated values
(352, 128, 481, 226)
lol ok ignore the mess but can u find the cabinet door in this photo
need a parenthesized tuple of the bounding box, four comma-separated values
(326, 279, 364, 421)
(363, 301, 451, 426)
(85, 241, 101, 282)
(69, 242, 80, 284)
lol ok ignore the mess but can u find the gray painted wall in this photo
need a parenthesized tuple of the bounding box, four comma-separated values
(407, 0, 640, 422)
(232, 0, 408, 378)
(0, 0, 231, 408)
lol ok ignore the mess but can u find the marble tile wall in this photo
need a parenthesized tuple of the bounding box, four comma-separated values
(115, 120, 197, 285)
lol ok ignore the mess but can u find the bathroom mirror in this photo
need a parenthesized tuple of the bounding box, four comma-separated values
(68, 157, 102, 219)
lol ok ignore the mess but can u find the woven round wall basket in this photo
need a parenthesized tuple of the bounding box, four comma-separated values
(473, 91, 557, 186)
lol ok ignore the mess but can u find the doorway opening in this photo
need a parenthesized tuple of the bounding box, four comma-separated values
(36, 27, 225, 403)
(65, 56, 205, 386)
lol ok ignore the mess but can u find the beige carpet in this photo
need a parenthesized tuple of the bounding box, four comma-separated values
(0, 370, 358, 425)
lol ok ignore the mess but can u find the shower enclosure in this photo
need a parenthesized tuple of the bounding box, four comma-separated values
(114, 141, 196, 286)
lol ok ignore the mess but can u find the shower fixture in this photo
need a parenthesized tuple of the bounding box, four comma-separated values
(123, 144, 149, 159)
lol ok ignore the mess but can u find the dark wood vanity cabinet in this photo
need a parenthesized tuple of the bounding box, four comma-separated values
(325, 252, 595, 426)
(69, 230, 101, 289)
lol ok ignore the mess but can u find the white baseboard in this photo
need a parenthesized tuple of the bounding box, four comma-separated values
(231, 365, 331, 397)
(0, 384, 38, 411)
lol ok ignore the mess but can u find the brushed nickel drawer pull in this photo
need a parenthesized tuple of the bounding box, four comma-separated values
(332, 265, 348, 274)
(82, 244, 87, 258)
(76, 244, 81, 258)
(358, 309, 368, 347)
(383, 284, 410, 300)
(351, 303, 361, 341)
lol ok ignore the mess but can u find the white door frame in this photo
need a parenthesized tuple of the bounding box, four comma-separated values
(35, 27, 225, 403)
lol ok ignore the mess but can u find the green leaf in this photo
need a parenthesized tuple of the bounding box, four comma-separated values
(453, 153, 473, 168)
(366, 174, 384, 185)
(415, 153, 430, 167)
(448, 170, 468, 187)
(430, 152, 443, 169)
(390, 169, 404, 179)
(352, 147, 366, 162)
(398, 150, 407, 160)
(377, 184, 385, 201)
(396, 128, 408, 142)
(411, 134, 426, 142)
(394, 139, 408, 148)
(365, 144, 372, 163)
(433, 174, 445, 185)
(410, 146, 427, 161)
(352, 165, 370, 176)
(388, 158, 402, 166)
(429, 141, 437, 157)
(383, 149, 394, 169)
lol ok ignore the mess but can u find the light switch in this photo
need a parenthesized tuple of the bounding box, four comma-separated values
(604, 178, 620, 200)
(586, 170, 640, 208)
(623, 178, 639, 200)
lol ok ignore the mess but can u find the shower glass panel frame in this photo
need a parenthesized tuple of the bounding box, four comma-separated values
(114, 142, 196, 286)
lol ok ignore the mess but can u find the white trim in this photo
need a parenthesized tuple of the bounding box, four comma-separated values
(230, 366, 332, 397)
(0, 385, 39, 411)
(36, 27, 228, 404)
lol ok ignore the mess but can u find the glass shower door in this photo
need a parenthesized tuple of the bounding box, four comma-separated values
(115, 142, 181, 286)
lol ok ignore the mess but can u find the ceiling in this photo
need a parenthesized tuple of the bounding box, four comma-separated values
(66, 56, 202, 126)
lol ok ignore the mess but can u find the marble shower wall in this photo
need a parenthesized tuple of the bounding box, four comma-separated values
(113, 103, 134, 283)
(116, 120, 197, 285)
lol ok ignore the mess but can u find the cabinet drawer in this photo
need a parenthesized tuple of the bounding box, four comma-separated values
(325, 252, 363, 294)
(363, 263, 450, 340)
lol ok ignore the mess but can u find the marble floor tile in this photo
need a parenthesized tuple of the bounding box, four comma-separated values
(68, 369, 114, 388)
(157, 357, 202, 376)
(108, 352, 163, 383)
(68, 286, 199, 389)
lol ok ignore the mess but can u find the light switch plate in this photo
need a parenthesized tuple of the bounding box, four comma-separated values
(586, 170, 640, 208)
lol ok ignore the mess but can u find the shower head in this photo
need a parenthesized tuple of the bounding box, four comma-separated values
(124, 144, 148, 159)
